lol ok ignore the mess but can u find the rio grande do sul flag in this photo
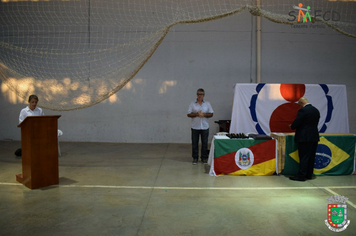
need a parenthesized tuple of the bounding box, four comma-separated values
(213, 139, 276, 176)
(283, 135, 356, 176)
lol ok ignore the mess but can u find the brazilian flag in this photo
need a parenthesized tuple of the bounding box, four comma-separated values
(283, 135, 356, 176)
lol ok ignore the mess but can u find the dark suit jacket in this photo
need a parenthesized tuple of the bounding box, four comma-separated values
(290, 104, 320, 142)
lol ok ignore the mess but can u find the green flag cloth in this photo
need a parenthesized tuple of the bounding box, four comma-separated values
(283, 135, 356, 176)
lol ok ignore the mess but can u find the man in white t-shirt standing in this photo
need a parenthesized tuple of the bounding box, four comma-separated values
(187, 88, 214, 165)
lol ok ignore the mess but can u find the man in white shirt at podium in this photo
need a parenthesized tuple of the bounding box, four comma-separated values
(19, 95, 44, 123)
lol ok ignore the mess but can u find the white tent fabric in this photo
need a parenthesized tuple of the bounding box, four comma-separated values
(230, 83, 349, 135)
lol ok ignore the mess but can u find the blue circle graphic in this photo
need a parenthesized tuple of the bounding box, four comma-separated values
(314, 144, 332, 169)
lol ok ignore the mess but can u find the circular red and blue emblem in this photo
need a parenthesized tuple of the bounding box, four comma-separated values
(249, 83, 334, 134)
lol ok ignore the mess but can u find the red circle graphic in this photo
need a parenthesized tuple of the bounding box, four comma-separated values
(280, 84, 306, 102)
(269, 102, 300, 132)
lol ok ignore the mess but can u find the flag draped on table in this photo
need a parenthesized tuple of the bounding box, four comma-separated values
(213, 139, 276, 176)
(283, 135, 356, 176)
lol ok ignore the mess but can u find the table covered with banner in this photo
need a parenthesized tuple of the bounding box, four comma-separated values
(211, 83, 355, 177)
(208, 135, 277, 176)
(271, 133, 356, 176)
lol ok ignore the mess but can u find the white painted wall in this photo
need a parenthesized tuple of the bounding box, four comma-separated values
(1, 11, 355, 143)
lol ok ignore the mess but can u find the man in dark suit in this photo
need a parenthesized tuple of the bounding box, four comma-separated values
(289, 97, 320, 181)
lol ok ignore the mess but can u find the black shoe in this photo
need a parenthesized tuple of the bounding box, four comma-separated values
(192, 159, 198, 165)
(289, 176, 306, 182)
(202, 159, 208, 164)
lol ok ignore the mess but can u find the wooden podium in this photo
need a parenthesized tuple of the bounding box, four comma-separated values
(17, 115, 61, 189)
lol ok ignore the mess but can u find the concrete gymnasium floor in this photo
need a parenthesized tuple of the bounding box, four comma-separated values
(1, 141, 356, 236)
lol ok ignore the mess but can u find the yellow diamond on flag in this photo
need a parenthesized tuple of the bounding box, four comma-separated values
(288, 137, 350, 175)
(289, 149, 299, 163)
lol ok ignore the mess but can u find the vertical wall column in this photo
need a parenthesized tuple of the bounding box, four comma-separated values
(256, 0, 262, 83)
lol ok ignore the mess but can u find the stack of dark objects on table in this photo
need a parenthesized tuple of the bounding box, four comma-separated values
(248, 133, 272, 140)
(226, 133, 249, 139)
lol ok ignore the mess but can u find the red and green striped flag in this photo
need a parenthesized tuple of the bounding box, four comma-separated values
(283, 135, 356, 176)
(213, 139, 276, 176)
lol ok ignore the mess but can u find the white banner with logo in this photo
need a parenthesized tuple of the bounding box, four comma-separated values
(230, 83, 349, 134)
